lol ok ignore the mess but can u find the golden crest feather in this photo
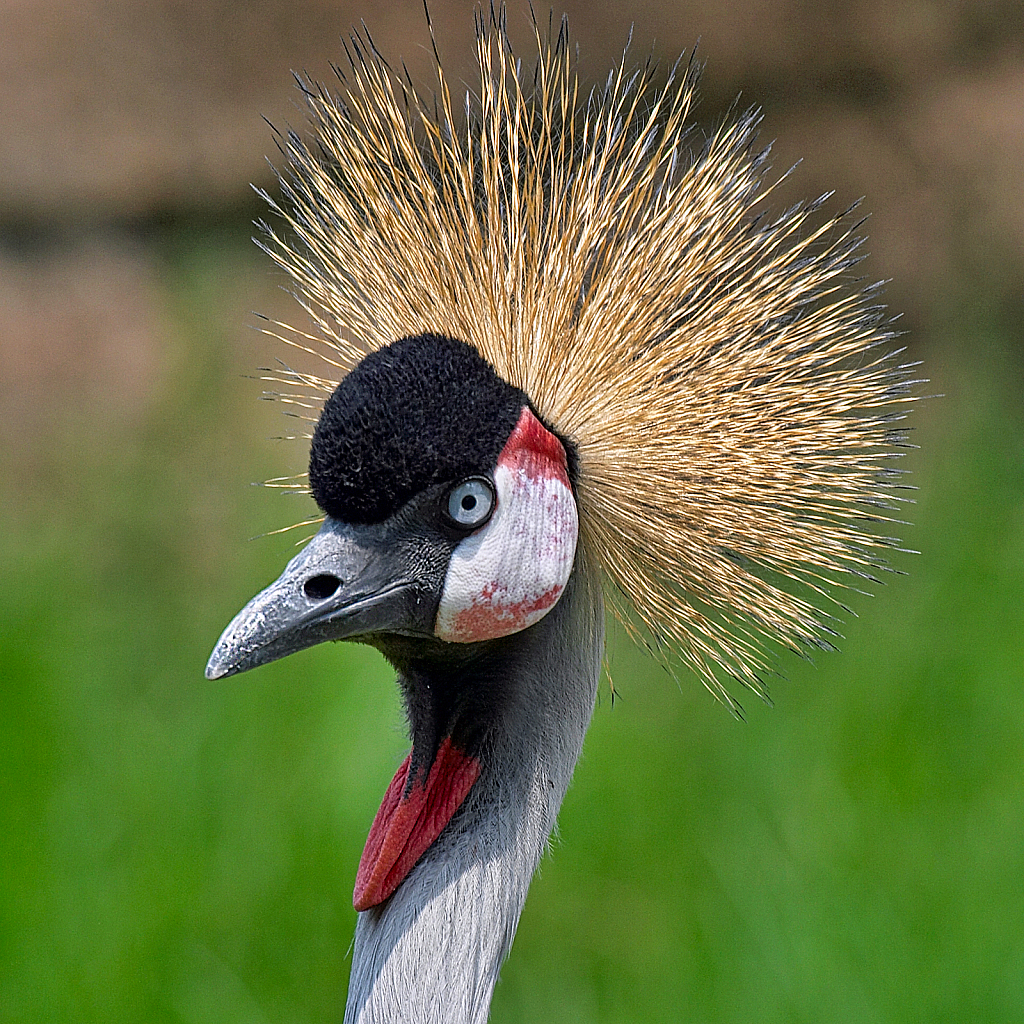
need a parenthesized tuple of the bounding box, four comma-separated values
(256, 8, 917, 711)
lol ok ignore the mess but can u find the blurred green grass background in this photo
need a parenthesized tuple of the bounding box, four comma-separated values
(1, 223, 1022, 1023)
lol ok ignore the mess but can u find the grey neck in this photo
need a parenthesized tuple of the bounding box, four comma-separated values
(344, 555, 604, 1023)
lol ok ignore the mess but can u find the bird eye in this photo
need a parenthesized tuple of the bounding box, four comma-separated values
(444, 477, 495, 530)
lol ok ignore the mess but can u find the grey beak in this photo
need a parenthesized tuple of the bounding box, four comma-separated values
(205, 517, 440, 680)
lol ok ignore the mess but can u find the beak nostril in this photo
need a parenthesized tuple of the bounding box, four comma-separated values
(304, 574, 341, 601)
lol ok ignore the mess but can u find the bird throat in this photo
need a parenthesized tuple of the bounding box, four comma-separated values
(353, 735, 481, 911)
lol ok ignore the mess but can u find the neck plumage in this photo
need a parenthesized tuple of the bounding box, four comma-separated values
(344, 555, 604, 1023)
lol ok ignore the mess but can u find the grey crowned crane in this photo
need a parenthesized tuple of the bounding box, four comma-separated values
(207, 10, 917, 1023)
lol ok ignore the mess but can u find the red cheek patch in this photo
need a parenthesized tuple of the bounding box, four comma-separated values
(354, 736, 481, 911)
(435, 407, 579, 643)
(447, 581, 564, 640)
(497, 405, 570, 480)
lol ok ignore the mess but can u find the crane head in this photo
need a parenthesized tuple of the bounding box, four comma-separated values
(206, 332, 578, 676)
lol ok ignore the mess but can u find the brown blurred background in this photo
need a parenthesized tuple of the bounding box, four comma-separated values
(2, 0, 1023, 458)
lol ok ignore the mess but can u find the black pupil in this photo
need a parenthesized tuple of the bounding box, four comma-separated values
(462, 494, 477, 511)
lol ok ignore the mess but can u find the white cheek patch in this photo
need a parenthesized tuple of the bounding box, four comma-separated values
(435, 409, 578, 643)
